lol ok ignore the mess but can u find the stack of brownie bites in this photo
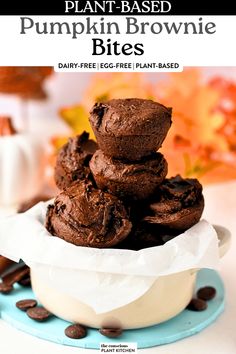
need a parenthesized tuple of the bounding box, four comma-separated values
(46, 98, 204, 250)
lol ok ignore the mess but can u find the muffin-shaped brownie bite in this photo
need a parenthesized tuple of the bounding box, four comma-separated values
(144, 175, 204, 231)
(89, 98, 172, 160)
(90, 150, 168, 200)
(54, 132, 97, 190)
(45, 180, 132, 248)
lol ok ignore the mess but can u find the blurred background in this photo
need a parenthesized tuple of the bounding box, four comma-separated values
(1, 67, 236, 208)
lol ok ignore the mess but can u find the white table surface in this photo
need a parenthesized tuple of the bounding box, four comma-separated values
(0, 181, 236, 354)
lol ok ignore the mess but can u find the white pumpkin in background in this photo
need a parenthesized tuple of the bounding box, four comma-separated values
(0, 117, 45, 206)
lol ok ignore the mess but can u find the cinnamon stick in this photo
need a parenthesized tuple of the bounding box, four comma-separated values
(2, 264, 29, 285)
(0, 256, 15, 277)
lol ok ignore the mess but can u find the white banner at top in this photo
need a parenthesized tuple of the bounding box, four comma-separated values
(0, 16, 235, 69)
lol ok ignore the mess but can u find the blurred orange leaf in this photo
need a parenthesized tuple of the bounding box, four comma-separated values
(51, 136, 69, 151)
(82, 73, 154, 110)
(158, 69, 226, 151)
(59, 104, 95, 140)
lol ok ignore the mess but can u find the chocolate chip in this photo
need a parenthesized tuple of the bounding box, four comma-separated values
(197, 286, 216, 301)
(64, 324, 87, 339)
(187, 298, 207, 311)
(18, 276, 31, 287)
(93, 103, 106, 128)
(0, 282, 13, 294)
(99, 328, 123, 338)
(16, 299, 37, 311)
(77, 131, 89, 145)
(27, 306, 51, 321)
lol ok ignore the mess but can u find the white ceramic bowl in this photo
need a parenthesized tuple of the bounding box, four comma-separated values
(31, 225, 231, 329)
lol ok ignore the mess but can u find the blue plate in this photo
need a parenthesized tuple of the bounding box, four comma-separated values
(0, 269, 224, 349)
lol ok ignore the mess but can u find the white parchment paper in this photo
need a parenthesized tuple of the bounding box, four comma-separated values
(0, 201, 220, 313)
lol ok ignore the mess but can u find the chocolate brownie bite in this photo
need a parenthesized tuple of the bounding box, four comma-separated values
(90, 150, 168, 200)
(144, 175, 204, 231)
(45, 180, 132, 248)
(89, 98, 172, 161)
(54, 132, 97, 190)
